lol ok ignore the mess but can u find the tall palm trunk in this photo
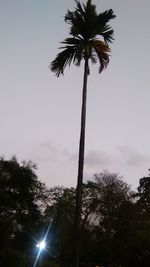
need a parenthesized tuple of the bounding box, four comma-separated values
(74, 58, 89, 267)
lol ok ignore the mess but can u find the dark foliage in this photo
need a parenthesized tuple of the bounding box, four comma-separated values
(1, 156, 150, 267)
(0, 156, 47, 266)
(50, 0, 115, 76)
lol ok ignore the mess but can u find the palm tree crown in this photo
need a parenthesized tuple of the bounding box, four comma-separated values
(50, 0, 116, 76)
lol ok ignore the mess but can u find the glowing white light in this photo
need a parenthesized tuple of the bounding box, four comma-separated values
(36, 240, 46, 250)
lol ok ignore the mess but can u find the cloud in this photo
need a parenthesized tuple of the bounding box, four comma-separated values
(67, 149, 115, 182)
(23, 142, 150, 189)
(81, 150, 115, 180)
(117, 146, 150, 167)
(27, 141, 77, 187)
(69, 149, 113, 167)
(85, 150, 113, 168)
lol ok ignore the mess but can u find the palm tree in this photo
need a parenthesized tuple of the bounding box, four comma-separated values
(50, 1, 115, 266)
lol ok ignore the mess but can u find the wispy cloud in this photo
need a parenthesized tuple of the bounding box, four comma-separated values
(28, 141, 77, 187)
(85, 150, 113, 168)
(24, 142, 150, 189)
(67, 149, 115, 182)
(69, 149, 114, 168)
(117, 146, 150, 167)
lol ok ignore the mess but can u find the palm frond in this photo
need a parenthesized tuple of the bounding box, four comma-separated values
(91, 40, 110, 73)
(50, 46, 76, 77)
(61, 37, 83, 46)
(61, 37, 85, 66)
(65, 0, 98, 39)
(99, 24, 115, 43)
(64, 10, 75, 25)
(50, 37, 85, 76)
(92, 39, 110, 53)
(98, 52, 110, 73)
(75, 0, 97, 18)
(75, 0, 85, 16)
(102, 29, 114, 44)
(97, 9, 116, 25)
(65, 9, 85, 37)
(83, 0, 97, 18)
(91, 10, 115, 43)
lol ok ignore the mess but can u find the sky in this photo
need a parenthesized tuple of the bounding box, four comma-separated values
(0, 0, 150, 189)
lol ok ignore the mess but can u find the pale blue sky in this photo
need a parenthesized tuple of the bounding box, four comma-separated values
(0, 0, 150, 189)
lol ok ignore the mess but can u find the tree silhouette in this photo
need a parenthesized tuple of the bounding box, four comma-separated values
(50, 1, 115, 266)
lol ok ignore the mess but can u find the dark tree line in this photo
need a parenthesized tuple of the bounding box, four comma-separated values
(1, 156, 150, 267)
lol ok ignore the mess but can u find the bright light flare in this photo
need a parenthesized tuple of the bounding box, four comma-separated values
(36, 240, 46, 250)
(33, 221, 52, 267)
